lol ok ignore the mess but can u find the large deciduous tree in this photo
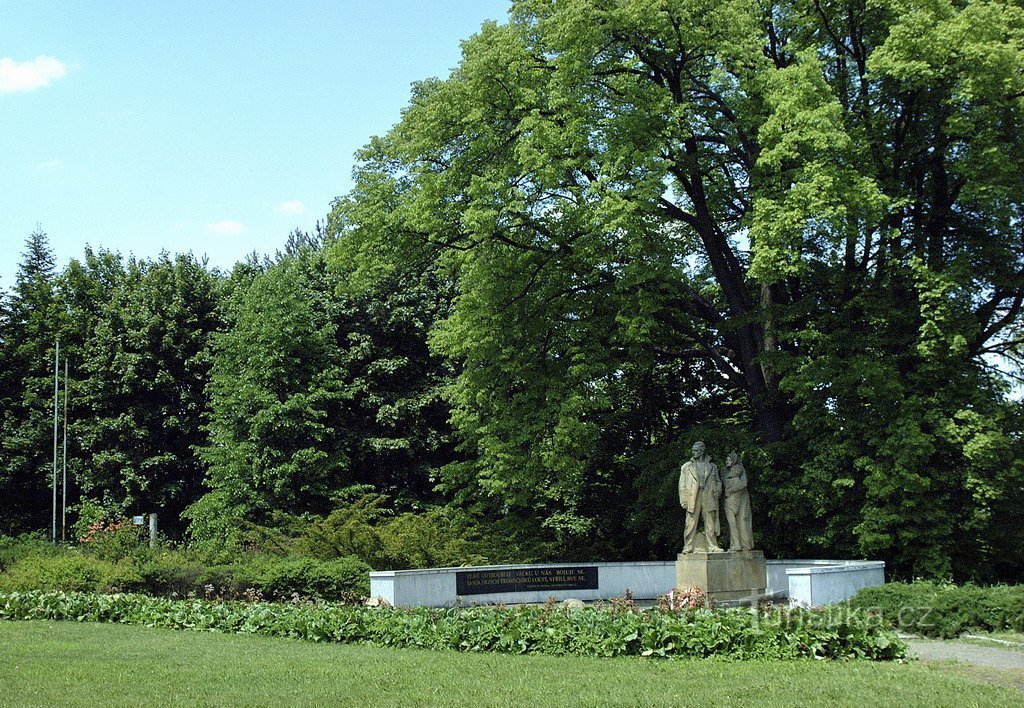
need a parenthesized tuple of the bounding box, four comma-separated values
(74, 253, 222, 535)
(330, 0, 1024, 577)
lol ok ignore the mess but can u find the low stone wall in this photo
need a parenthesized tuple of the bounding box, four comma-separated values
(371, 562, 676, 608)
(370, 558, 884, 608)
(775, 559, 886, 607)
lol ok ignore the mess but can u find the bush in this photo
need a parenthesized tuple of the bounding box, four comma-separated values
(78, 519, 148, 562)
(849, 581, 1024, 638)
(295, 495, 489, 570)
(0, 546, 370, 602)
(0, 534, 57, 572)
(0, 590, 907, 661)
(0, 553, 136, 593)
(234, 555, 371, 601)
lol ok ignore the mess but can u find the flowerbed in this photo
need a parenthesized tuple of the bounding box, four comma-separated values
(0, 591, 906, 661)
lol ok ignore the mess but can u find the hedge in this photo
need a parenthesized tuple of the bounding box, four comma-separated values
(0, 591, 906, 661)
(0, 552, 370, 602)
(849, 581, 1024, 639)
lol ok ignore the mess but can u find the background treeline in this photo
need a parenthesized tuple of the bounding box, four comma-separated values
(4, 0, 1024, 583)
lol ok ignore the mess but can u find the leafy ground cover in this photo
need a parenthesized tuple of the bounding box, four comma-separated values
(849, 582, 1024, 639)
(1, 621, 1018, 707)
(0, 590, 904, 661)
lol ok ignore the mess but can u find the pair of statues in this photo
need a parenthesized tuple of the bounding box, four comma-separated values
(679, 441, 754, 553)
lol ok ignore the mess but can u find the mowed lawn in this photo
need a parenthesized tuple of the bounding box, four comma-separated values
(0, 621, 1017, 707)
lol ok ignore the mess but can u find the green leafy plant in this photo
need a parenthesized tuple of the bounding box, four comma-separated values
(78, 518, 146, 562)
(0, 590, 907, 661)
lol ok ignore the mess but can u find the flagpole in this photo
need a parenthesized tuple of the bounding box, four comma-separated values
(52, 340, 60, 544)
(62, 358, 69, 543)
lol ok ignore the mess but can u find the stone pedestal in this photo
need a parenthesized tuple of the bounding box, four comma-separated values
(675, 550, 767, 603)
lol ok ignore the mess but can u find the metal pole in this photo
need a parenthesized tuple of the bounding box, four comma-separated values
(62, 358, 68, 543)
(52, 340, 59, 544)
(149, 513, 157, 549)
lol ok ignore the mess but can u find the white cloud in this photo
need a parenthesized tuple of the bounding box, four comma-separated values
(276, 199, 305, 215)
(0, 56, 68, 94)
(204, 220, 246, 236)
(35, 159, 64, 171)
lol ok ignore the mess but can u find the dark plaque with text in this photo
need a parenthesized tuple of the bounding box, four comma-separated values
(456, 566, 599, 596)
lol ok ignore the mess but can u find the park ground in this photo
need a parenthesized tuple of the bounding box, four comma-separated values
(1, 621, 1021, 706)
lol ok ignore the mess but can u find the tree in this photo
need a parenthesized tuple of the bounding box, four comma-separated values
(0, 229, 65, 534)
(330, 0, 1024, 577)
(188, 244, 456, 541)
(74, 253, 222, 536)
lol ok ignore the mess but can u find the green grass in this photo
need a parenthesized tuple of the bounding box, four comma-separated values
(965, 631, 1024, 645)
(0, 621, 1018, 707)
(954, 635, 1024, 651)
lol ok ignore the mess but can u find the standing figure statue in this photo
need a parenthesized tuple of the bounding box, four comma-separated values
(679, 441, 723, 553)
(722, 451, 754, 551)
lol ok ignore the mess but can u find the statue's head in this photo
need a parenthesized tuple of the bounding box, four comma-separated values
(726, 451, 738, 465)
(691, 441, 705, 458)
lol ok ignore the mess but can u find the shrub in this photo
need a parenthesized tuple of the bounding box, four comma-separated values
(132, 554, 212, 596)
(234, 555, 370, 601)
(79, 518, 147, 562)
(0, 534, 56, 572)
(0, 546, 370, 602)
(849, 581, 1024, 638)
(0, 553, 122, 593)
(0, 590, 907, 661)
(295, 495, 489, 570)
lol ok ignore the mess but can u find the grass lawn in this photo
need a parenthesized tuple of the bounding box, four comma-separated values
(960, 637, 1024, 653)
(959, 631, 1024, 651)
(0, 621, 1018, 707)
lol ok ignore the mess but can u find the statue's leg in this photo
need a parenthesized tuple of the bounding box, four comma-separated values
(724, 499, 740, 551)
(704, 506, 723, 552)
(739, 494, 753, 550)
(682, 509, 699, 553)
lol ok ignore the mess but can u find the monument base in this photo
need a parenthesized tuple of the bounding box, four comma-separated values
(675, 550, 767, 603)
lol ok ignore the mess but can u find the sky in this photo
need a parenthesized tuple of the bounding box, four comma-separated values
(0, 1, 511, 287)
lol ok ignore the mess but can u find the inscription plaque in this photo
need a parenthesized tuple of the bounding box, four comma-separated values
(455, 566, 598, 596)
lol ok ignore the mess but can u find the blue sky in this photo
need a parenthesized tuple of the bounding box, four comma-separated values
(0, 1, 511, 287)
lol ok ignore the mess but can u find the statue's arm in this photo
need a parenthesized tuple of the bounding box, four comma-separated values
(724, 474, 740, 495)
(710, 464, 722, 498)
(734, 466, 748, 492)
(678, 465, 687, 507)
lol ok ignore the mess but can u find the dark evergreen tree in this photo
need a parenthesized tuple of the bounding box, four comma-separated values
(0, 229, 65, 534)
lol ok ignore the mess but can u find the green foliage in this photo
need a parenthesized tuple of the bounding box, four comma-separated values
(0, 534, 57, 573)
(233, 555, 370, 601)
(0, 230, 66, 534)
(0, 553, 137, 593)
(0, 538, 369, 602)
(295, 495, 489, 570)
(77, 518, 147, 563)
(849, 581, 1024, 639)
(195, 245, 456, 525)
(326, 0, 1024, 577)
(0, 590, 906, 661)
(74, 253, 222, 536)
